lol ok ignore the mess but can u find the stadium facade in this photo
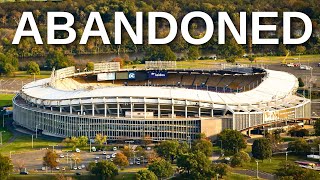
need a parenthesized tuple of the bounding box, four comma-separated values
(13, 62, 311, 141)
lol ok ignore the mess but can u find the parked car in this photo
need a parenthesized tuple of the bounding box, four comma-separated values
(136, 161, 140, 165)
(59, 154, 64, 158)
(111, 153, 117, 158)
(55, 166, 60, 170)
(146, 147, 151, 151)
(73, 166, 77, 170)
(113, 147, 117, 151)
(103, 151, 107, 155)
(78, 166, 82, 170)
(91, 147, 96, 152)
(106, 155, 111, 159)
(75, 148, 80, 153)
(62, 167, 66, 171)
(95, 156, 100, 159)
(20, 171, 28, 175)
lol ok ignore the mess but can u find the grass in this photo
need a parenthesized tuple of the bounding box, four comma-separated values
(0, 126, 13, 144)
(226, 172, 260, 180)
(1, 71, 51, 79)
(0, 94, 15, 107)
(282, 137, 298, 142)
(0, 136, 61, 155)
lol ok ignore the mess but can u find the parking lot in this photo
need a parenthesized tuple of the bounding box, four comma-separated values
(10, 145, 151, 173)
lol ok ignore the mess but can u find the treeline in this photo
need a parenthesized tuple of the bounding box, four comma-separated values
(0, 0, 320, 62)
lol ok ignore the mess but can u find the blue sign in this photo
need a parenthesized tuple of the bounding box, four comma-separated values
(128, 72, 136, 80)
(148, 71, 168, 79)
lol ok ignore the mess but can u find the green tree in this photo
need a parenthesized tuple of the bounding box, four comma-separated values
(314, 119, 320, 136)
(45, 50, 75, 69)
(113, 152, 129, 168)
(177, 151, 215, 180)
(43, 150, 59, 172)
(26, 61, 40, 75)
(148, 158, 173, 179)
(287, 138, 311, 155)
(230, 151, 251, 167)
(187, 46, 200, 60)
(212, 163, 229, 178)
(135, 169, 158, 180)
(90, 160, 118, 179)
(145, 45, 177, 61)
(252, 139, 272, 161)
(248, 56, 255, 63)
(217, 129, 247, 155)
(276, 161, 317, 180)
(77, 136, 88, 147)
(86, 62, 94, 71)
(0, 52, 18, 76)
(226, 56, 236, 63)
(0, 153, 13, 180)
(218, 39, 245, 57)
(191, 139, 213, 157)
(155, 140, 179, 163)
(62, 136, 79, 150)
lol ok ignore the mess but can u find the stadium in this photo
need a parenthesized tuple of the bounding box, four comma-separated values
(12, 62, 311, 142)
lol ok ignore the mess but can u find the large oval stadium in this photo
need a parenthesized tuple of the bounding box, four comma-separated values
(13, 62, 311, 142)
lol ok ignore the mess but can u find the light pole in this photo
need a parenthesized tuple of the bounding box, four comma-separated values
(216, 173, 219, 180)
(31, 134, 33, 148)
(10, 151, 15, 158)
(2, 113, 5, 128)
(0, 131, 5, 145)
(219, 140, 223, 156)
(187, 136, 191, 149)
(49, 144, 58, 151)
(256, 160, 259, 179)
(318, 144, 320, 162)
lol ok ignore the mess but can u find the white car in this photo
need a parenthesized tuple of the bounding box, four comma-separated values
(136, 161, 140, 165)
(59, 154, 64, 158)
(92, 147, 96, 152)
(106, 155, 111, 159)
(75, 148, 80, 153)
(129, 161, 134, 165)
(111, 153, 117, 158)
(62, 167, 65, 171)
(110, 158, 113, 162)
(113, 147, 117, 151)
(78, 166, 82, 170)
(103, 151, 107, 155)
(95, 156, 100, 159)
(146, 147, 151, 151)
(81, 164, 85, 168)
(73, 166, 77, 170)
(95, 160, 98, 163)
(136, 157, 140, 161)
(55, 166, 60, 170)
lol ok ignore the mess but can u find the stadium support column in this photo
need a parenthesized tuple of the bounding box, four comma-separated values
(92, 99, 95, 116)
(144, 97, 147, 119)
(211, 103, 214, 117)
(69, 100, 72, 114)
(198, 102, 201, 118)
(80, 99, 83, 115)
(116, 97, 120, 118)
(171, 99, 175, 118)
(185, 100, 188, 118)
(158, 98, 161, 118)
(59, 101, 62, 113)
(103, 97, 107, 117)
(130, 97, 133, 118)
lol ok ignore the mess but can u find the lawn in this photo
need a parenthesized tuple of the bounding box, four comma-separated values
(0, 126, 13, 144)
(1, 71, 51, 80)
(0, 136, 61, 155)
(0, 94, 15, 107)
(8, 173, 136, 180)
(226, 172, 259, 180)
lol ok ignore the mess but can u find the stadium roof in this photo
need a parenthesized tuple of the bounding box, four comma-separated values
(22, 69, 298, 106)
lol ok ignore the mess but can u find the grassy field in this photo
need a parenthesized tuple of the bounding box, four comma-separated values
(0, 136, 61, 155)
(0, 126, 13, 144)
(0, 94, 15, 107)
(8, 173, 135, 180)
(226, 172, 260, 180)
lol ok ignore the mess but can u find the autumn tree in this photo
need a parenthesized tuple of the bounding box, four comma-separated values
(86, 62, 94, 71)
(0, 153, 13, 180)
(113, 152, 129, 168)
(43, 150, 59, 172)
(95, 133, 107, 149)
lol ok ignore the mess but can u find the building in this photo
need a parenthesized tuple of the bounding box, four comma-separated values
(13, 63, 311, 142)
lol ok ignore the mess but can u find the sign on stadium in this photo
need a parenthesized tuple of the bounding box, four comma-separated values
(148, 71, 168, 78)
(97, 72, 115, 81)
(145, 61, 176, 69)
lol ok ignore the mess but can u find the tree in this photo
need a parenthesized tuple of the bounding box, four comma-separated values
(148, 158, 173, 179)
(26, 61, 40, 75)
(177, 151, 215, 180)
(212, 163, 229, 178)
(90, 160, 118, 179)
(43, 150, 59, 172)
(295, 45, 306, 54)
(0, 153, 13, 180)
(217, 129, 247, 155)
(252, 139, 272, 161)
(0, 52, 18, 76)
(62, 136, 79, 150)
(45, 50, 75, 69)
(135, 169, 158, 180)
(314, 119, 320, 136)
(122, 146, 134, 159)
(226, 56, 236, 63)
(187, 46, 200, 60)
(230, 151, 251, 167)
(248, 56, 255, 63)
(112, 57, 124, 68)
(86, 62, 94, 71)
(191, 139, 213, 157)
(276, 161, 317, 180)
(113, 152, 129, 168)
(145, 45, 177, 61)
(155, 140, 179, 163)
(287, 138, 310, 155)
(95, 133, 107, 149)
